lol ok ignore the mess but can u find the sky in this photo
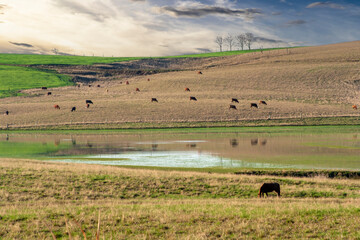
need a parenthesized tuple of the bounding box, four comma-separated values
(0, 0, 359, 57)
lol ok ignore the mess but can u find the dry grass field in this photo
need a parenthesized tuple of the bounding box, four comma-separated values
(1, 158, 360, 239)
(0, 41, 359, 129)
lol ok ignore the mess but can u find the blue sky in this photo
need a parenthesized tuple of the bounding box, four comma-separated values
(0, 0, 359, 56)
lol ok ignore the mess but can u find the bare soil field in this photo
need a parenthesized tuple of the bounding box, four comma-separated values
(1, 41, 359, 129)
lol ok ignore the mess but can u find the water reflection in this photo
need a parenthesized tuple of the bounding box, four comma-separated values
(0, 129, 360, 170)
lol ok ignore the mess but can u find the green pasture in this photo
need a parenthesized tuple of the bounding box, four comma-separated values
(0, 48, 284, 66)
(0, 65, 73, 98)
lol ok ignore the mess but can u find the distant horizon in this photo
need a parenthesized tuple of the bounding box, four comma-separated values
(0, 0, 359, 57)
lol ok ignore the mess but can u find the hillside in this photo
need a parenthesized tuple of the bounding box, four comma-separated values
(0, 41, 359, 129)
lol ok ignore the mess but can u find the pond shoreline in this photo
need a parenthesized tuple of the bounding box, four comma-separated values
(2, 116, 360, 131)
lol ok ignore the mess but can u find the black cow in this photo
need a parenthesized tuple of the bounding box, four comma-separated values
(71, 107, 76, 112)
(250, 103, 258, 108)
(231, 98, 239, 103)
(151, 98, 158, 102)
(41, 87, 47, 90)
(258, 183, 281, 198)
(190, 96, 197, 101)
(86, 100, 93, 104)
(47, 92, 52, 96)
(229, 105, 237, 110)
(5, 111, 9, 115)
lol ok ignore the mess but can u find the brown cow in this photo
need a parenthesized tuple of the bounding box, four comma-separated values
(229, 105, 237, 110)
(232, 98, 239, 103)
(136, 88, 140, 92)
(259, 100, 267, 105)
(353, 105, 358, 110)
(86, 103, 90, 108)
(258, 183, 280, 198)
(54, 105, 60, 109)
(197, 71, 202, 74)
(126, 81, 129, 85)
(185, 88, 190, 92)
(151, 98, 158, 102)
(250, 103, 258, 108)
(147, 78, 150, 81)
(190, 96, 197, 101)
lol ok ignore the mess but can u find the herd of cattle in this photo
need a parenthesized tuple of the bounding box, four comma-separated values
(2, 70, 359, 115)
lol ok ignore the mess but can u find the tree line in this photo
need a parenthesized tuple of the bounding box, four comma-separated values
(215, 33, 254, 52)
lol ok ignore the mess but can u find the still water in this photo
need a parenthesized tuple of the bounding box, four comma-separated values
(1, 126, 360, 170)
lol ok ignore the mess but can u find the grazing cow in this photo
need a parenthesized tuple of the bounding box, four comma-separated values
(47, 92, 52, 96)
(147, 78, 150, 81)
(185, 88, 190, 92)
(197, 71, 202, 74)
(86, 100, 93, 104)
(5, 111, 9, 115)
(54, 105, 60, 110)
(71, 107, 76, 112)
(229, 105, 237, 110)
(258, 183, 281, 198)
(251, 139, 258, 146)
(190, 96, 197, 101)
(250, 103, 258, 108)
(97, 85, 101, 87)
(353, 105, 358, 110)
(259, 100, 267, 105)
(151, 98, 158, 102)
(136, 88, 140, 92)
(41, 87, 47, 90)
(231, 98, 239, 103)
(126, 81, 129, 85)
(88, 85, 92, 87)
(86, 103, 90, 108)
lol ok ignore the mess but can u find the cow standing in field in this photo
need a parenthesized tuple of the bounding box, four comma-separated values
(353, 105, 358, 110)
(258, 183, 281, 198)
(197, 71, 202, 75)
(259, 100, 267, 105)
(71, 107, 76, 112)
(229, 105, 237, 110)
(54, 105, 60, 110)
(151, 98, 158, 102)
(86, 100, 93, 104)
(136, 88, 140, 92)
(86, 103, 90, 108)
(250, 103, 258, 108)
(185, 88, 190, 92)
(4, 111, 9, 115)
(232, 98, 239, 103)
(47, 92, 52, 96)
(41, 87, 47, 90)
(190, 96, 197, 101)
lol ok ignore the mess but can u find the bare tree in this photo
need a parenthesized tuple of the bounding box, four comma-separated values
(215, 36, 223, 52)
(51, 48, 59, 55)
(224, 34, 234, 51)
(235, 33, 246, 50)
(245, 33, 254, 50)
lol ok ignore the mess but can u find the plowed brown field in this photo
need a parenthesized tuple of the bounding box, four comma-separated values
(1, 41, 359, 129)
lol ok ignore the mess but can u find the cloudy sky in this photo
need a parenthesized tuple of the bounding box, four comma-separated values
(0, 0, 359, 56)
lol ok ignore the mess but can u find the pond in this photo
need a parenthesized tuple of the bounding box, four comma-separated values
(1, 126, 360, 170)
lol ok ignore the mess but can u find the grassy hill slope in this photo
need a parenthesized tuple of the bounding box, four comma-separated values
(0, 42, 359, 129)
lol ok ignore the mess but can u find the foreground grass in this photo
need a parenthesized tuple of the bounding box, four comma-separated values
(0, 48, 283, 65)
(0, 65, 73, 98)
(0, 158, 360, 239)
